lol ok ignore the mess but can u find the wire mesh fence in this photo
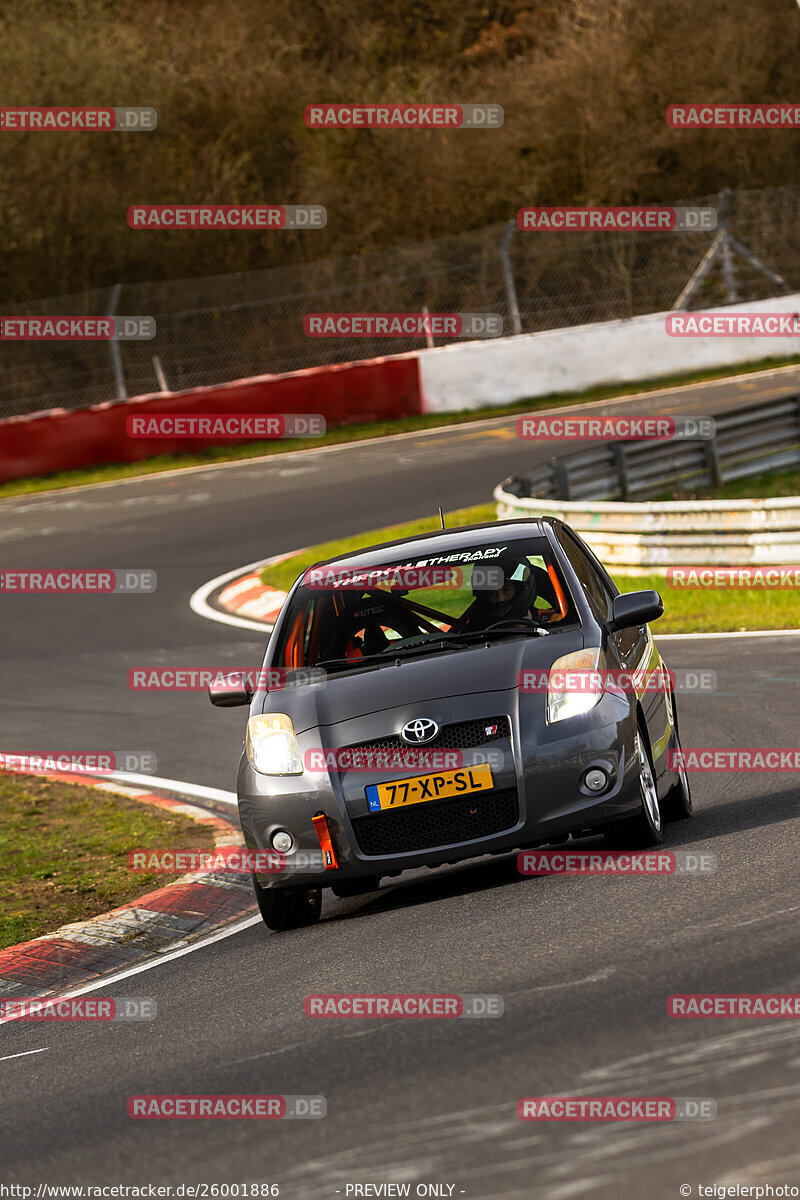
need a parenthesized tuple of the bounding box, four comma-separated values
(2, 185, 800, 420)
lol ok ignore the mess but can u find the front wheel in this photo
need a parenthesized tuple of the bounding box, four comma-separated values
(252, 876, 322, 931)
(605, 725, 663, 849)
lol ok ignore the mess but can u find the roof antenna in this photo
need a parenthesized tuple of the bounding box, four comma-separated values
(437, 505, 446, 529)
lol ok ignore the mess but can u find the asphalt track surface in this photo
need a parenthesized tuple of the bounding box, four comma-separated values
(2, 366, 800, 1198)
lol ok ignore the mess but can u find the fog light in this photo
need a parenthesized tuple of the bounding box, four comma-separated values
(584, 768, 608, 792)
(271, 829, 294, 853)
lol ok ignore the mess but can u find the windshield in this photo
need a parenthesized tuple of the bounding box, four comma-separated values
(271, 536, 577, 672)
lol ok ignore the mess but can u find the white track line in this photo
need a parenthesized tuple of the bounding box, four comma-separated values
(0, 771, 258, 1012)
(0, 1048, 50, 1062)
(0, 915, 262, 1020)
(101, 770, 239, 808)
(190, 548, 306, 634)
(660, 628, 800, 640)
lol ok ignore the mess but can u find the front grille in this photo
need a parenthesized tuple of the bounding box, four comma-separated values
(341, 715, 510, 758)
(352, 787, 519, 856)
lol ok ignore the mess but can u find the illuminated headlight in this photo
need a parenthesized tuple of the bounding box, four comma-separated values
(246, 714, 303, 775)
(546, 647, 606, 724)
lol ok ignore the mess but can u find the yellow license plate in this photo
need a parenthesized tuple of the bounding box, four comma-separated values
(365, 763, 494, 813)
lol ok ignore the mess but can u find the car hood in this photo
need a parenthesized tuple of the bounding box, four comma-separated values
(259, 630, 584, 733)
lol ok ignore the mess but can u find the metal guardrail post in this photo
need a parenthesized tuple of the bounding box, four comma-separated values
(612, 443, 631, 500)
(551, 457, 571, 500)
(500, 220, 523, 336)
(704, 439, 723, 488)
(107, 284, 127, 400)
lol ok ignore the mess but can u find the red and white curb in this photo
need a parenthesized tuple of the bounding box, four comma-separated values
(190, 548, 308, 633)
(0, 772, 255, 1003)
(217, 570, 286, 625)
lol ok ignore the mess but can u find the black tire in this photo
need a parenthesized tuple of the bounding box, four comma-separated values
(604, 720, 664, 849)
(252, 876, 322, 931)
(661, 690, 693, 822)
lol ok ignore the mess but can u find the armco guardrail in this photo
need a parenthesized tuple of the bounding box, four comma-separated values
(495, 396, 800, 570)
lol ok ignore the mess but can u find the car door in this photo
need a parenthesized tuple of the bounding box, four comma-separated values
(558, 528, 668, 741)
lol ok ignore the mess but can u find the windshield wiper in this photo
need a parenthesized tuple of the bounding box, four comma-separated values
(316, 638, 466, 672)
(315, 652, 399, 672)
(446, 625, 550, 641)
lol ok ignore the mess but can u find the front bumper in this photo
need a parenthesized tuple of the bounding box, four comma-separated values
(238, 688, 673, 890)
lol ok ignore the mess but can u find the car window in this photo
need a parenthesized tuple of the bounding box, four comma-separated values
(270, 537, 577, 670)
(559, 530, 616, 625)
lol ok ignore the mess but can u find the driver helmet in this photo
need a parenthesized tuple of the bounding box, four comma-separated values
(471, 552, 537, 623)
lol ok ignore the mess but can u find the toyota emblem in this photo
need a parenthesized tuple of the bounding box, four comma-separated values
(400, 718, 439, 744)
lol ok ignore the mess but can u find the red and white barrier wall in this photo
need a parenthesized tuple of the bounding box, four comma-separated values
(3, 293, 799, 484)
(0, 356, 421, 485)
(418, 294, 800, 413)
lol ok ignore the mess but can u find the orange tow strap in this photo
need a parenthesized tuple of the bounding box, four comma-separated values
(312, 813, 339, 870)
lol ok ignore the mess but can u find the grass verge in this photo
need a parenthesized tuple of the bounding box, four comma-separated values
(0, 774, 217, 950)
(1, 354, 797, 501)
(259, 500, 800, 635)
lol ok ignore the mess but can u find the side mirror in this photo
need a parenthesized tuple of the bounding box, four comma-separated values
(208, 672, 253, 708)
(607, 589, 663, 633)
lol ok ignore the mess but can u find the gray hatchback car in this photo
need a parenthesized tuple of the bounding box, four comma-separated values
(210, 519, 692, 930)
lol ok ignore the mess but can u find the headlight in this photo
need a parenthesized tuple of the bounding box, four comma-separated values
(546, 647, 606, 724)
(246, 714, 303, 775)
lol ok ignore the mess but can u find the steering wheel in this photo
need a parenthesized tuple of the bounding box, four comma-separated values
(484, 617, 544, 631)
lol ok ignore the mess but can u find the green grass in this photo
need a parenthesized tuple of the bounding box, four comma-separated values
(611, 571, 799, 633)
(1, 354, 797, 501)
(260, 504, 496, 592)
(0, 774, 217, 950)
(260, 500, 800, 634)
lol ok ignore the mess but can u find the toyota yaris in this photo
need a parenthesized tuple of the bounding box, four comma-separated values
(210, 519, 692, 930)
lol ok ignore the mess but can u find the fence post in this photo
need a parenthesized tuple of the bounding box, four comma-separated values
(704, 439, 723, 488)
(500, 220, 522, 335)
(612, 443, 631, 500)
(551, 457, 571, 500)
(107, 284, 127, 400)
